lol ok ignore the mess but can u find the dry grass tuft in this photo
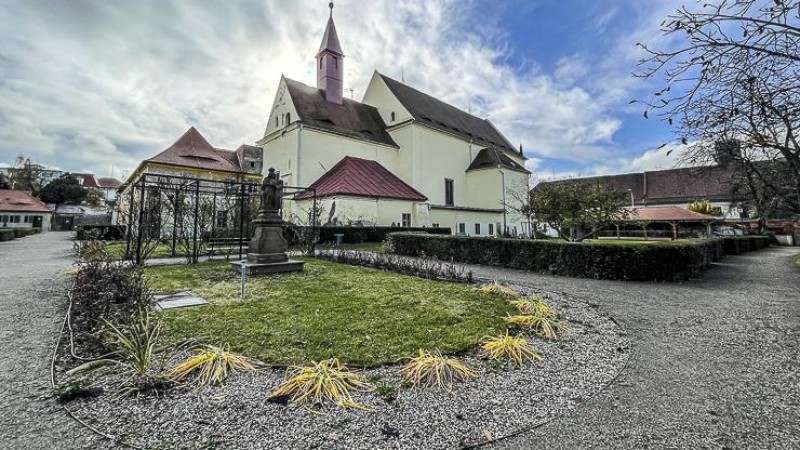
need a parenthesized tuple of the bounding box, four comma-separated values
(267, 358, 373, 410)
(165, 345, 257, 392)
(476, 281, 518, 298)
(400, 349, 478, 390)
(504, 314, 565, 340)
(510, 295, 555, 317)
(479, 331, 542, 365)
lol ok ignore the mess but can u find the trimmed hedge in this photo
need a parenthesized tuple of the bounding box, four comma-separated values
(284, 225, 451, 245)
(722, 235, 771, 255)
(387, 233, 725, 281)
(13, 228, 40, 238)
(0, 229, 14, 241)
(76, 225, 127, 241)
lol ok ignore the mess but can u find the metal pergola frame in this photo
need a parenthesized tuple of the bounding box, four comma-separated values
(122, 173, 316, 265)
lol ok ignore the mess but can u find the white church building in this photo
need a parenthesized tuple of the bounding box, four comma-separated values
(257, 5, 529, 236)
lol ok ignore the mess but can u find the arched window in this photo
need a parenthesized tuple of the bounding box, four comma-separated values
(285, 113, 291, 124)
(319, 58, 323, 69)
(333, 57, 337, 69)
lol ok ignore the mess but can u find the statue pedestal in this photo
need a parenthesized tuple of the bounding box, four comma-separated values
(229, 211, 304, 276)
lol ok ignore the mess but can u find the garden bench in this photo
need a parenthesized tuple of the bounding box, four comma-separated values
(206, 237, 248, 260)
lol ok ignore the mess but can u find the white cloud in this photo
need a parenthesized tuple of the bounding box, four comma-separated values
(0, 0, 686, 179)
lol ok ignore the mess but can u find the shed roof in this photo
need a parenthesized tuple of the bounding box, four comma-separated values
(0, 189, 51, 213)
(624, 206, 717, 222)
(296, 156, 427, 202)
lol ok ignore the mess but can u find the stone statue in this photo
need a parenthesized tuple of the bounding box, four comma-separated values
(261, 168, 284, 213)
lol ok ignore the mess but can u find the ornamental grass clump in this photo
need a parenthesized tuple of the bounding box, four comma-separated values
(510, 294, 555, 317)
(400, 349, 478, 390)
(165, 345, 257, 392)
(476, 281, 518, 298)
(504, 314, 565, 340)
(479, 331, 542, 365)
(267, 359, 373, 410)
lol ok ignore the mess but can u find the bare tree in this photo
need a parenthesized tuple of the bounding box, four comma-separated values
(504, 175, 537, 238)
(637, 0, 800, 216)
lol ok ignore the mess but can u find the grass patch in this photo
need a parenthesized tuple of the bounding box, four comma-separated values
(148, 259, 514, 367)
(794, 252, 800, 268)
(105, 242, 187, 260)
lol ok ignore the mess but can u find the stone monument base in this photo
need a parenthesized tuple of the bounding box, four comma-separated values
(230, 259, 305, 276)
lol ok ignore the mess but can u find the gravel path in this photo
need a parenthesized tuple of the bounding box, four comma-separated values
(465, 246, 800, 450)
(0, 231, 108, 450)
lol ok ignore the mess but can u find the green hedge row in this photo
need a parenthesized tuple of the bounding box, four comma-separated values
(722, 235, 771, 255)
(284, 225, 451, 244)
(387, 233, 725, 281)
(0, 227, 41, 242)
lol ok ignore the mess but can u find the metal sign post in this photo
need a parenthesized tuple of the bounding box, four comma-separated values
(240, 260, 248, 298)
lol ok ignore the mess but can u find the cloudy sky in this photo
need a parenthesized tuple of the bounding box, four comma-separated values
(0, 0, 687, 181)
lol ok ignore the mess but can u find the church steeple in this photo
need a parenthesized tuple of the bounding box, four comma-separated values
(316, 2, 344, 104)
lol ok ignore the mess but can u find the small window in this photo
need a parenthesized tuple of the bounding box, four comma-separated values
(458, 223, 466, 234)
(11, 216, 20, 223)
(285, 113, 291, 124)
(250, 161, 255, 168)
(274, 116, 278, 127)
(432, 223, 439, 228)
(474, 223, 481, 235)
(488, 223, 494, 236)
(401, 213, 411, 227)
(333, 57, 338, 69)
(444, 179, 454, 206)
(390, 112, 396, 122)
(319, 58, 322, 69)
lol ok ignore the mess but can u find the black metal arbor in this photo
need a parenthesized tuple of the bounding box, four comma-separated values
(120, 173, 316, 265)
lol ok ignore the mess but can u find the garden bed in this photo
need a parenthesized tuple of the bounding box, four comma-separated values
(54, 260, 628, 449)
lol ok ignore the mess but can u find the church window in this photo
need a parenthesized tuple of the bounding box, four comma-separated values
(333, 57, 337, 68)
(474, 223, 481, 235)
(401, 213, 411, 227)
(390, 112, 395, 122)
(444, 178, 454, 206)
(285, 113, 291, 124)
(274, 116, 278, 127)
(319, 58, 323, 69)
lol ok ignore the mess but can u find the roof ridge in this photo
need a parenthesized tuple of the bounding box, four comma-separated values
(378, 72, 485, 122)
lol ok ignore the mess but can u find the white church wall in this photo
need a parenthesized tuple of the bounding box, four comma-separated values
(362, 72, 413, 126)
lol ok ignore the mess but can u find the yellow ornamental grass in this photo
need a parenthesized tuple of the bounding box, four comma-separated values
(165, 345, 257, 392)
(504, 314, 565, 340)
(510, 295, 555, 317)
(401, 349, 478, 390)
(267, 359, 373, 410)
(479, 332, 542, 365)
(476, 281, 518, 298)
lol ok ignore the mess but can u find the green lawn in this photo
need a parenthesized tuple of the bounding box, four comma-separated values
(794, 252, 800, 267)
(147, 259, 514, 367)
(105, 242, 206, 260)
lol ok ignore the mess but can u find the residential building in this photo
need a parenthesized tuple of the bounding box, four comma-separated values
(257, 6, 529, 235)
(74, 173, 123, 202)
(0, 189, 51, 231)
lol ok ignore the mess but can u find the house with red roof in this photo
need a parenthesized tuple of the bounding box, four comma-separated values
(73, 173, 123, 202)
(0, 189, 52, 231)
(256, 4, 529, 235)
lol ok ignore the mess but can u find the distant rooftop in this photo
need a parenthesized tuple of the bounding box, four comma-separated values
(0, 189, 51, 213)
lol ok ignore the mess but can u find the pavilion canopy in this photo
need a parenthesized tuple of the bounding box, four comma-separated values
(620, 206, 716, 223)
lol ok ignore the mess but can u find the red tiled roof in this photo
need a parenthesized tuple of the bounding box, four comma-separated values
(96, 177, 122, 189)
(0, 189, 51, 213)
(146, 127, 244, 173)
(624, 206, 716, 222)
(296, 156, 427, 202)
(72, 173, 100, 188)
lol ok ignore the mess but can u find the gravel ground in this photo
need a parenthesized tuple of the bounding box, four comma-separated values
(62, 286, 627, 450)
(0, 231, 109, 450)
(464, 247, 800, 450)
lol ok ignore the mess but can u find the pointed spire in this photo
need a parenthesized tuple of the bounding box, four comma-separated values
(317, 12, 343, 56)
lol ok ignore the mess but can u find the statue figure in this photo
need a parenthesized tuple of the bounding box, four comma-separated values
(261, 168, 284, 213)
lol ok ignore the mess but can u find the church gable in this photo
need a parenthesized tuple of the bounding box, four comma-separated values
(264, 76, 301, 137)
(362, 71, 413, 127)
(377, 73, 520, 157)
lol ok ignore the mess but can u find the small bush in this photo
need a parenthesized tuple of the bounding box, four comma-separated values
(76, 225, 126, 241)
(267, 359, 373, 410)
(165, 345, 257, 392)
(387, 233, 725, 281)
(0, 229, 14, 241)
(400, 349, 477, 390)
(479, 332, 542, 365)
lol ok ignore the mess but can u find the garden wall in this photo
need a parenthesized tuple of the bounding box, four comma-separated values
(387, 233, 725, 281)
